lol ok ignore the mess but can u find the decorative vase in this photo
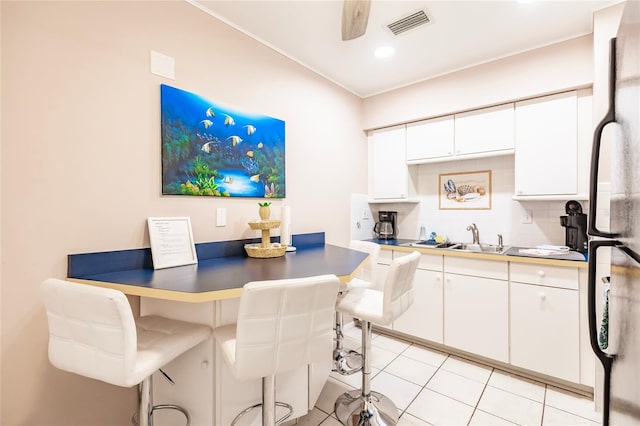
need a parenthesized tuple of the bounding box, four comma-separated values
(259, 205, 271, 220)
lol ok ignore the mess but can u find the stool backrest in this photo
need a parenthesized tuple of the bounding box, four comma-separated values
(233, 274, 339, 381)
(381, 251, 421, 324)
(348, 240, 381, 289)
(39, 278, 137, 387)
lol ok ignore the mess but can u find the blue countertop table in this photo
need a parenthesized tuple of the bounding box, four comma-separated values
(67, 232, 368, 302)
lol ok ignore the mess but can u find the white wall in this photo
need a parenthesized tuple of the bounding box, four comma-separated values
(370, 155, 588, 248)
(362, 35, 594, 130)
(0, 2, 365, 425)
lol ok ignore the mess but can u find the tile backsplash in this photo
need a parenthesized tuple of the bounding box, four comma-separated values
(367, 155, 601, 249)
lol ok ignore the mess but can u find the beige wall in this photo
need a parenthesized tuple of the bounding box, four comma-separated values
(362, 35, 594, 130)
(0, 2, 365, 425)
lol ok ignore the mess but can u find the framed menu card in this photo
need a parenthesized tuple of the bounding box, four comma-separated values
(147, 217, 198, 269)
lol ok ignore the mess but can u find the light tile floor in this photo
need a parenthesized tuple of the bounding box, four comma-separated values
(293, 328, 602, 426)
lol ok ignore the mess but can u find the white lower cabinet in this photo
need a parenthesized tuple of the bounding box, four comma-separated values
(443, 257, 509, 363)
(373, 249, 590, 387)
(509, 263, 580, 384)
(510, 282, 580, 383)
(393, 253, 444, 344)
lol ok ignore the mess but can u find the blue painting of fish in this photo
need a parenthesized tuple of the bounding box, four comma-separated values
(161, 84, 285, 198)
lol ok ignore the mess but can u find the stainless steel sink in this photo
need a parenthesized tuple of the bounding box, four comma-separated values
(402, 241, 510, 255)
(448, 243, 510, 255)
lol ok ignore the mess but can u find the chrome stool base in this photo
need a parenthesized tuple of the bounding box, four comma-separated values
(335, 389, 399, 426)
(333, 348, 363, 376)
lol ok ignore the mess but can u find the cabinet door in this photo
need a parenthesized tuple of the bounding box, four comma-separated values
(444, 274, 508, 362)
(514, 91, 578, 196)
(510, 282, 579, 383)
(369, 126, 407, 199)
(406, 116, 454, 161)
(393, 269, 444, 344)
(454, 103, 514, 155)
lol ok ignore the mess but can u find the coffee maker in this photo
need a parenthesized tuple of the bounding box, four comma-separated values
(560, 200, 588, 253)
(374, 211, 398, 240)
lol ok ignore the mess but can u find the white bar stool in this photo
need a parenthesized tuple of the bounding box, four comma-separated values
(39, 278, 212, 426)
(214, 274, 340, 426)
(334, 251, 421, 426)
(333, 240, 381, 376)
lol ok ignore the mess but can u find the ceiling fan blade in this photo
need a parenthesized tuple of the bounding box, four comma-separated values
(342, 0, 371, 41)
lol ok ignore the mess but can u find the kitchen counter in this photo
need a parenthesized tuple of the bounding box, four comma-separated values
(372, 240, 587, 268)
(68, 232, 369, 302)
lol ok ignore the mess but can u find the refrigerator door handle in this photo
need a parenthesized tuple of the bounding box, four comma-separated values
(589, 37, 620, 239)
(588, 239, 617, 426)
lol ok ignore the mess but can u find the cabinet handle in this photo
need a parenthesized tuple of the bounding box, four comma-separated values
(435, 275, 442, 281)
(537, 271, 545, 277)
(538, 292, 546, 300)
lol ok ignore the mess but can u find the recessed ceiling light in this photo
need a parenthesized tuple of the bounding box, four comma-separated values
(374, 46, 395, 59)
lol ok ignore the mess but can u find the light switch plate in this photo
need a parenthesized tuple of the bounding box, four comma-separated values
(522, 209, 533, 224)
(216, 208, 227, 227)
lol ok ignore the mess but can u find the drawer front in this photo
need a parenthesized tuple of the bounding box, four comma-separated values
(444, 256, 508, 281)
(510, 263, 578, 290)
(394, 251, 442, 271)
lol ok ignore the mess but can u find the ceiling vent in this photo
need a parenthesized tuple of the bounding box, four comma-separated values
(387, 10, 430, 36)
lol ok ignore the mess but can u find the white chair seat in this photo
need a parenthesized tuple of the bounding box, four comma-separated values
(334, 251, 421, 426)
(40, 278, 212, 426)
(214, 274, 340, 426)
(133, 315, 212, 387)
(336, 288, 384, 325)
(340, 277, 371, 291)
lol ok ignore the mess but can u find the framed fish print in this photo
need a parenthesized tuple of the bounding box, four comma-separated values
(439, 170, 492, 210)
(160, 84, 285, 198)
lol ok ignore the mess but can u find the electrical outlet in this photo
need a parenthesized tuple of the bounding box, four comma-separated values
(522, 209, 533, 224)
(362, 209, 370, 220)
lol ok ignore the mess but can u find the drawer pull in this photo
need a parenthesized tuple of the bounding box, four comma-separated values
(538, 271, 545, 277)
(539, 292, 546, 300)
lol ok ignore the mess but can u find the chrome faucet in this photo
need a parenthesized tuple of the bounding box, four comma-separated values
(466, 223, 479, 244)
(497, 234, 504, 251)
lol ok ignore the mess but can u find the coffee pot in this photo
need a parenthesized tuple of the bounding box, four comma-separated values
(373, 211, 398, 240)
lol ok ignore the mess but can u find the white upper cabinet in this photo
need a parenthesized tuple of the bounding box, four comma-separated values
(406, 115, 455, 162)
(454, 103, 515, 156)
(514, 91, 579, 197)
(369, 125, 415, 200)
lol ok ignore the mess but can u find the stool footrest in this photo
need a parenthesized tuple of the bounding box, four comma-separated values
(230, 401, 293, 426)
(132, 404, 190, 426)
(333, 349, 363, 376)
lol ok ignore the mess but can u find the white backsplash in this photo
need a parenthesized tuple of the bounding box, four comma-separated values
(367, 155, 598, 249)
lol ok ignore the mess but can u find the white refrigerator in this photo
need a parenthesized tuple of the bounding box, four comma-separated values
(588, 1, 640, 425)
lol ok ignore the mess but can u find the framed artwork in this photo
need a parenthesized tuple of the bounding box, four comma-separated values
(161, 84, 285, 198)
(147, 217, 198, 269)
(439, 170, 492, 210)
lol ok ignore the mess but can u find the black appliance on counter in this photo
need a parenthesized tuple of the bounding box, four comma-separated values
(373, 211, 397, 240)
(560, 200, 588, 253)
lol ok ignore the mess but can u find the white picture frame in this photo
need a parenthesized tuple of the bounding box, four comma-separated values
(147, 217, 198, 269)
